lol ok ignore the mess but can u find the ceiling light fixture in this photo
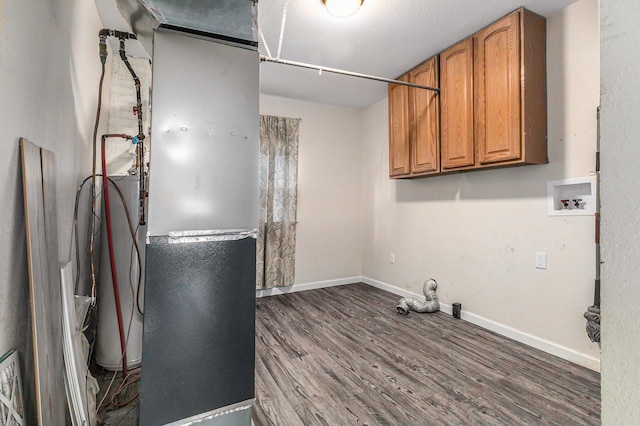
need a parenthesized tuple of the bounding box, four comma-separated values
(322, 0, 364, 18)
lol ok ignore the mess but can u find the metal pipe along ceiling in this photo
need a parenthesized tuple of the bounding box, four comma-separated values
(260, 56, 440, 92)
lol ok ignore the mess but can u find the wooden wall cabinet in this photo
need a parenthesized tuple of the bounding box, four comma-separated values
(409, 57, 440, 175)
(442, 7, 547, 172)
(388, 75, 410, 177)
(389, 56, 440, 178)
(441, 38, 474, 170)
(474, 8, 547, 167)
(474, 12, 522, 164)
(389, 7, 547, 178)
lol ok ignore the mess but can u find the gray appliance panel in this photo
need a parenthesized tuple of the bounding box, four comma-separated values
(140, 237, 256, 425)
(147, 31, 259, 236)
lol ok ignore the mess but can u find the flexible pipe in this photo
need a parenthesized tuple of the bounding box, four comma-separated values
(584, 306, 600, 343)
(396, 279, 440, 315)
(584, 106, 601, 344)
(118, 38, 144, 142)
(118, 38, 147, 226)
(102, 133, 134, 375)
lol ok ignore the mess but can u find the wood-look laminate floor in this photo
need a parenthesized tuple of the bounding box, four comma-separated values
(253, 283, 600, 426)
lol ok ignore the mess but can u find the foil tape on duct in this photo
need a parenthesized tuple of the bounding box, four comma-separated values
(397, 279, 440, 315)
(163, 399, 254, 426)
(168, 229, 258, 243)
(146, 229, 258, 244)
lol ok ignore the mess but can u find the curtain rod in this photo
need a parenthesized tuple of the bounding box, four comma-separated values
(260, 56, 440, 93)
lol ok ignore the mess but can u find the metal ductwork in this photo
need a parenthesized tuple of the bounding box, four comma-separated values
(116, 0, 258, 53)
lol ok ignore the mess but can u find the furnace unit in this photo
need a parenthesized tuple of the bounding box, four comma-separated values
(116, 1, 259, 424)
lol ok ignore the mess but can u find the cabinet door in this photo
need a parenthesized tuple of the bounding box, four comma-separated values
(388, 76, 410, 177)
(475, 11, 521, 164)
(441, 38, 475, 169)
(410, 56, 440, 174)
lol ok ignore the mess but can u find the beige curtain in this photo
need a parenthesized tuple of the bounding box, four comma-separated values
(256, 115, 300, 289)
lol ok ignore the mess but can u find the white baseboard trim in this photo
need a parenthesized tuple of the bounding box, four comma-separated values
(361, 276, 601, 372)
(256, 277, 361, 298)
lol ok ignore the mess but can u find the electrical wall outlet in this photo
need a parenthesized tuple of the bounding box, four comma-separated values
(535, 252, 547, 269)
(390, 253, 396, 264)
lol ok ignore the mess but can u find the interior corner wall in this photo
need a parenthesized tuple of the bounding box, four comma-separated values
(0, 0, 105, 421)
(361, 0, 601, 369)
(600, 0, 640, 423)
(259, 95, 364, 285)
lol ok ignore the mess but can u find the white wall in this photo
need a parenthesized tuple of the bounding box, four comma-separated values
(0, 0, 104, 420)
(361, 0, 600, 369)
(260, 95, 364, 284)
(600, 0, 640, 423)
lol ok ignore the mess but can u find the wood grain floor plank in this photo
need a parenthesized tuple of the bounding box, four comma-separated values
(254, 356, 305, 426)
(253, 283, 600, 425)
(350, 290, 600, 418)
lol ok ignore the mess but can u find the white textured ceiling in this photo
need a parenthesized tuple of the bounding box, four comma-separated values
(96, 0, 578, 109)
(258, 0, 577, 109)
